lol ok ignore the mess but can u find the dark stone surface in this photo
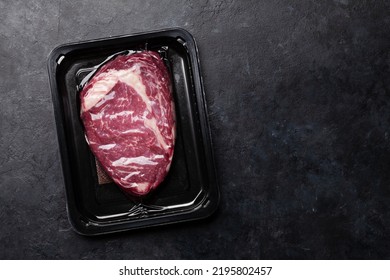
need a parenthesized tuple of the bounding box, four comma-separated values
(1, 0, 390, 259)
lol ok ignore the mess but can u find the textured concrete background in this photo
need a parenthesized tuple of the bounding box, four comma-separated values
(1, 0, 390, 259)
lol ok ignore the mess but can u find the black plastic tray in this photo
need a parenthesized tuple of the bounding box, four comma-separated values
(47, 28, 219, 235)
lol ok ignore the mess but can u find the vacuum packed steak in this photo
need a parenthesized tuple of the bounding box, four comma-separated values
(80, 51, 175, 196)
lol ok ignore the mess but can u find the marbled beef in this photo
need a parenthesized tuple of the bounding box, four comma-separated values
(80, 51, 175, 196)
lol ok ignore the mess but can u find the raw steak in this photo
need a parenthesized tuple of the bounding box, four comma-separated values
(80, 51, 175, 196)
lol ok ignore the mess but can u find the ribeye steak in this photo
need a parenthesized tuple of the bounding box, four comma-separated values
(80, 51, 175, 196)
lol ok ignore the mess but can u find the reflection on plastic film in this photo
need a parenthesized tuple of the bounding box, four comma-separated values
(95, 189, 206, 220)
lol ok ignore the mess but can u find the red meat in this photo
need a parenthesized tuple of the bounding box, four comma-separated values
(80, 51, 175, 196)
